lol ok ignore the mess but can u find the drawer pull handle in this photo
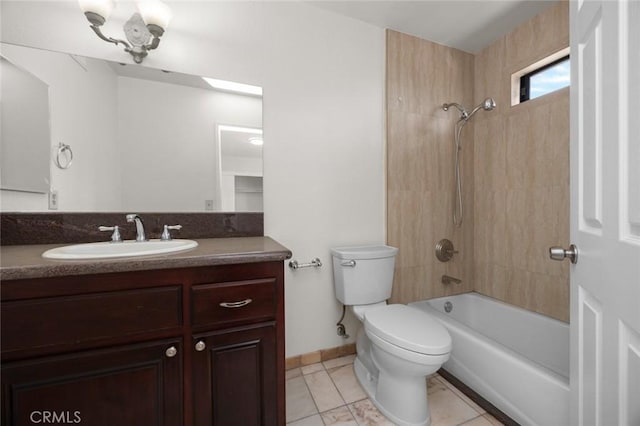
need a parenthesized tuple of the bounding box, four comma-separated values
(165, 346, 178, 358)
(219, 298, 253, 308)
(195, 341, 206, 352)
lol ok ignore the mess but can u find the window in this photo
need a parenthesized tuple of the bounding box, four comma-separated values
(519, 55, 570, 103)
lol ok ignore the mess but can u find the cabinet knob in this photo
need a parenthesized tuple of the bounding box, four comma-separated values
(165, 346, 178, 358)
(195, 341, 206, 352)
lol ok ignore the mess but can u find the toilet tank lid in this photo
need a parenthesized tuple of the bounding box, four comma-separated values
(331, 245, 398, 260)
(364, 304, 451, 355)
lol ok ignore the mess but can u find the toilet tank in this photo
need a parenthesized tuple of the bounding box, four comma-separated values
(331, 245, 398, 305)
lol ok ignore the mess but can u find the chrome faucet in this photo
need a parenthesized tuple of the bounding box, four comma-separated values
(441, 275, 462, 285)
(126, 214, 147, 242)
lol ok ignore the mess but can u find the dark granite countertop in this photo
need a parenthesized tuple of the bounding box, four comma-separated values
(0, 237, 292, 281)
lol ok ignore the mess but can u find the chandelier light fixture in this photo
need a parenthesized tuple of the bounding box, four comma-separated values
(78, 0, 173, 64)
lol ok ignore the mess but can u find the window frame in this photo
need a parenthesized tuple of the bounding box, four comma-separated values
(519, 54, 570, 103)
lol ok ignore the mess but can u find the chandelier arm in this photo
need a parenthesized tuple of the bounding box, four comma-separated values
(145, 37, 162, 51)
(89, 25, 132, 50)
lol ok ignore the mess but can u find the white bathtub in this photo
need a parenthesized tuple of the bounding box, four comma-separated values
(410, 292, 569, 426)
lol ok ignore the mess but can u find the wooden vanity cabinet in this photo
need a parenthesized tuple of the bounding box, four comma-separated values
(1, 260, 285, 426)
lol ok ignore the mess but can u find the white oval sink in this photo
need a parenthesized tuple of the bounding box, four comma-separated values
(42, 239, 198, 260)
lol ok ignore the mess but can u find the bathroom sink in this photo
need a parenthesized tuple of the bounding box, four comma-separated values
(42, 239, 198, 260)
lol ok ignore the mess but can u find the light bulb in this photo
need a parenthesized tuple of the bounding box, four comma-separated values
(137, 0, 173, 30)
(78, 0, 115, 20)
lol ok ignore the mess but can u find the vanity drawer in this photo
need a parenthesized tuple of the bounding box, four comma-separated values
(1, 286, 183, 357)
(191, 278, 277, 328)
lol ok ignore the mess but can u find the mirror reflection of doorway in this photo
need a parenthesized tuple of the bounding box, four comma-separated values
(234, 175, 263, 211)
(218, 125, 263, 212)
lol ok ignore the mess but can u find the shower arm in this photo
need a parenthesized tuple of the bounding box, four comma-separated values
(466, 104, 484, 121)
(442, 102, 468, 120)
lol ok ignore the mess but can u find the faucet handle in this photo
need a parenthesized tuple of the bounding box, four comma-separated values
(98, 225, 122, 242)
(161, 224, 182, 241)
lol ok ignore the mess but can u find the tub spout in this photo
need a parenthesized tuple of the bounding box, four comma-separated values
(442, 275, 462, 285)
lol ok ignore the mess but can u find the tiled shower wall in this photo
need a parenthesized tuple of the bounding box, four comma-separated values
(386, 30, 475, 303)
(386, 1, 570, 321)
(473, 1, 570, 321)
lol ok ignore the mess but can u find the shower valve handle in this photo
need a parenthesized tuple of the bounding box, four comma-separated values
(435, 239, 457, 262)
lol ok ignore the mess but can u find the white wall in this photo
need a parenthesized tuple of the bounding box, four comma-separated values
(117, 77, 261, 212)
(0, 43, 121, 211)
(0, 1, 386, 357)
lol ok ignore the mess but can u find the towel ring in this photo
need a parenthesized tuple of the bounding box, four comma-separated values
(55, 143, 73, 169)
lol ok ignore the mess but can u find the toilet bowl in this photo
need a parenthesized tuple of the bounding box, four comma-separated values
(331, 245, 452, 426)
(353, 303, 451, 426)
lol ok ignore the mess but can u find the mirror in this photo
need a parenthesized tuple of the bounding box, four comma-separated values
(1, 56, 51, 194)
(0, 42, 263, 213)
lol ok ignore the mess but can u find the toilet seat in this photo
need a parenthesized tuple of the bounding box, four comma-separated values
(364, 304, 451, 355)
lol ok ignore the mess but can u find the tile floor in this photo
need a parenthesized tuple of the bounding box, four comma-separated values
(286, 355, 503, 426)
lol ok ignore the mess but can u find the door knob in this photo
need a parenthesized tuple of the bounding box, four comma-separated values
(549, 244, 578, 264)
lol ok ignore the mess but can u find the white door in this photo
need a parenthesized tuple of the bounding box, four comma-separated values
(570, 0, 640, 425)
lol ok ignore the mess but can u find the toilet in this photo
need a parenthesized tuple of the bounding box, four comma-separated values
(331, 245, 451, 426)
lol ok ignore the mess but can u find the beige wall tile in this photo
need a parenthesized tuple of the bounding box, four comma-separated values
(300, 351, 322, 366)
(505, 2, 569, 71)
(471, 1, 569, 322)
(320, 346, 339, 362)
(387, 2, 569, 322)
(287, 355, 302, 370)
(387, 30, 475, 305)
(475, 36, 509, 113)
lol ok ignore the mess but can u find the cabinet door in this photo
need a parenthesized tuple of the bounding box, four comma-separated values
(192, 324, 277, 426)
(1, 339, 182, 426)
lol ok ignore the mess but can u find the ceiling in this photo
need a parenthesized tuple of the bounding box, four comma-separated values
(308, 0, 558, 53)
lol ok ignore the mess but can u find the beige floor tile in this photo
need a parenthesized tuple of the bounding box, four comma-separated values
(286, 414, 324, 426)
(428, 386, 480, 426)
(320, 406, 359, 425)
(459, 415, 495, 426)
(301, 362, 325, 375)
(288, 359, 503, 426)
(287, 367, 302, 380)
(286, 376, 318, 422)
(348, 399, 395, 426)
(427, 375, 449, 395)
(482, 413, 504, 425)
(304, 370, 346, 412)
(328, 364, 367, 404)
(323, 354, 356, 370)
(437, 376, 486, 414)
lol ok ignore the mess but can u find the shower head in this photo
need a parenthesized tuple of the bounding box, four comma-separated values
(443, 98, 496, 122)
(481, 97, 496, 111)
(466, 97, 497, 121)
